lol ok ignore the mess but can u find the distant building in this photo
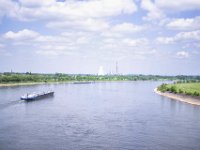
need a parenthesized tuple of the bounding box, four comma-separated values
(98, 66, 105, 75)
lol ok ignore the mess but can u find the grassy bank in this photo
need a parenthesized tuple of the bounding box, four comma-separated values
(157, 82, 200, 97)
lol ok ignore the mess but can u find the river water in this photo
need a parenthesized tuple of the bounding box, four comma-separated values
(0, 81, 200, 150)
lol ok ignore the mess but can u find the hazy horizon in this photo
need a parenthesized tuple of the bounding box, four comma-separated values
(1, 71, 200, 76)
(0, 0, 200, 75)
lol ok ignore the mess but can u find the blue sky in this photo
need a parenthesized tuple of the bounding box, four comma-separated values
(0, 0, 200, 75)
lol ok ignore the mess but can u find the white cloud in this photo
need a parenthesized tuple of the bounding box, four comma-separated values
(155, 0, 200, 12)
(18, 0, 55, 7)
(112, 22, 144, 33)
(0, 27, 157, 63)
(2, 29, 94, 57)
(0, 0, 19, 20)
(3, 29, 39, 40)
(156, 37, 174, 44)
(47, 18, 110, 32)
(166, 16, 200, 30)
(141, 0, 200, 21)
(122, 38, 149, 46)
(100, 22, 145, 38)
(0, 0, 138, 39)
(101, 31, 123, 38)
(141, 0, 165, 21)
(176, 51, 189, 58)
(175, 30, 200, 41)
(35, 50, 60, 56)
(3, 0, 137, 21)
(157, 30, 200, 44)
(136, 49, 156, 55)
(2, 29, 92, 45)
(0, 0, 139, 41)
(100, 37, 151, 59)
(35, 44, 78, 57)
(76, 37, 90, 44)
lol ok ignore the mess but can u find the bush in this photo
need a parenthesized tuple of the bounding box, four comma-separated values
(179, 89, 184, 94)
(186, 92, 193, 96)
(158, 84, 167, 92)
(170, 86, 177, 93)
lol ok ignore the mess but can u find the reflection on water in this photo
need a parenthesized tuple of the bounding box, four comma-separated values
(0, 81, 200, 150)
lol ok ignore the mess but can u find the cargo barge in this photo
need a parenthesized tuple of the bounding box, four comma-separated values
(21, 91, 54, 100)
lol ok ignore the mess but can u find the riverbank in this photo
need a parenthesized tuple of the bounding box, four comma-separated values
(0, 81, 103, 87)
(0, 80, 144, 87)
(0, 81, 74, 87)
(154, 88, 200, 106)
(0, 82, 46, 87)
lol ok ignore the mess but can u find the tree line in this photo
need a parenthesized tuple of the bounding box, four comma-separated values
(1, 72, 200, 83)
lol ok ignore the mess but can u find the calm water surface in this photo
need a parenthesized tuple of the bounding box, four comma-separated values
(0, 81, 200, 150)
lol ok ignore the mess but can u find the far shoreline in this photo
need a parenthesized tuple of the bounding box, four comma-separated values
(154, 88, 200, 106)
(0, 81, 76, 87)
(0, 80, 136, 87)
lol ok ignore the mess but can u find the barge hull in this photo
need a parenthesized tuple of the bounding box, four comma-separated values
(21, 91, 54, 100)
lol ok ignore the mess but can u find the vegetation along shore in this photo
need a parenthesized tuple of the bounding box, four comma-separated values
(1, 72, 200, 106)
(156, 81, 200, 106)
(0, 72, 200, 86)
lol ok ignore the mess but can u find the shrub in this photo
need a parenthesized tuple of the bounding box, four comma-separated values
(186, 92, 193, 96)
(193, 91, 200, 96)
(158, 84, 167, 92)
(170, 86, 177, 93)
(179, 89, 184, 94)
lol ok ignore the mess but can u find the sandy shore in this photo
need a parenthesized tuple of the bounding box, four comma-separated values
(154, 88, 200, 106)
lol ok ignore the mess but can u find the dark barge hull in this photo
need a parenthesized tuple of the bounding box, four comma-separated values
(21, 91, 54, 100)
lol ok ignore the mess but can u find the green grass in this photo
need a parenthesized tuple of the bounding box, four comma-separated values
(158, 82, 200, 96)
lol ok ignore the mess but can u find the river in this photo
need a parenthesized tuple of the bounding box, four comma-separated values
(0, 81, 200, 150)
